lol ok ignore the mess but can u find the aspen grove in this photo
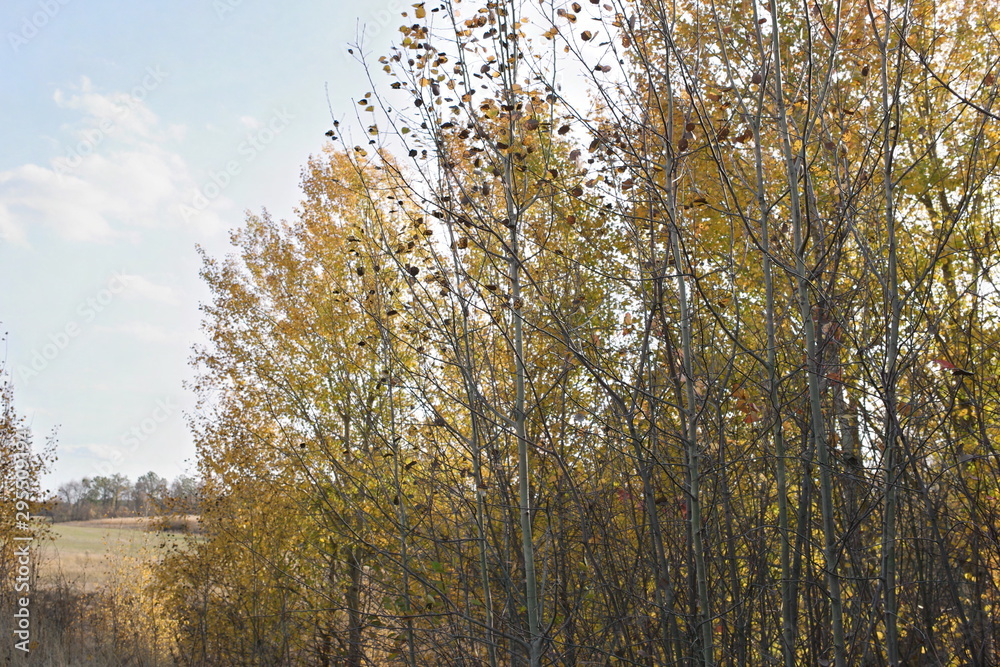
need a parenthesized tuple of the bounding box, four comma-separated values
(155, 0, 1000, 664)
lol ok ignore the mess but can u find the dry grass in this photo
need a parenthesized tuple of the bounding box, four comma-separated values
(38, 517, 198, 592)
(0, 517, 197, 664)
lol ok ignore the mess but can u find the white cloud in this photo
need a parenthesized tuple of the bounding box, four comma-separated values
(53, 80, 159, 140)
(0, 203, 28, 245)
(60, 442, 119, 460)
(166, 124, 188, 141)
(94, 322, 187, 345)
(94, 321, 185, 344)
(119, 274, 179, 305)
(0, 163, 117, 241)
(0, 78, 230, 244)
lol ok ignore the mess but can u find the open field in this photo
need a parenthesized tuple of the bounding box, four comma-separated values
(37, 517, 198, 591)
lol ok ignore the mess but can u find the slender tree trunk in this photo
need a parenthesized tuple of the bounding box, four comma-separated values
(470, 398, 500, 667)
(767, 2, 846, 663)
(874, 6, 904, 662)
(750, 81, 796, 667)
(669, 224, 714, 667)
(346, 546, 364, 667)
(506, 144, 542, 667)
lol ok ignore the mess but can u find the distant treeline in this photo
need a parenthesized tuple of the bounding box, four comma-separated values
(44, 472, 201, 521)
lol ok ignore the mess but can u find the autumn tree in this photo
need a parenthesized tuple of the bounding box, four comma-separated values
(160, 0, 1000, 664)
(0, 344, 53, 661)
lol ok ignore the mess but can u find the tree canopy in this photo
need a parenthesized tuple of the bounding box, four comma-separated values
(157, 0, 1000, 664)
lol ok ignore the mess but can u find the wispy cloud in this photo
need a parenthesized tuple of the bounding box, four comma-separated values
(53, 75, 161, 139)
(60, 442, 120, 460)
(0, 75, 228, 244)
(94, 321, 185, 344)
(119, 274, 180, 305)
(239, 115, 262, 130)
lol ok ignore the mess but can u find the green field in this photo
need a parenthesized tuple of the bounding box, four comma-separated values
(38, 517, 197, 591)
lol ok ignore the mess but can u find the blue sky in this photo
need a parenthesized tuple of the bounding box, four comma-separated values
(1, 0, 406, 493)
